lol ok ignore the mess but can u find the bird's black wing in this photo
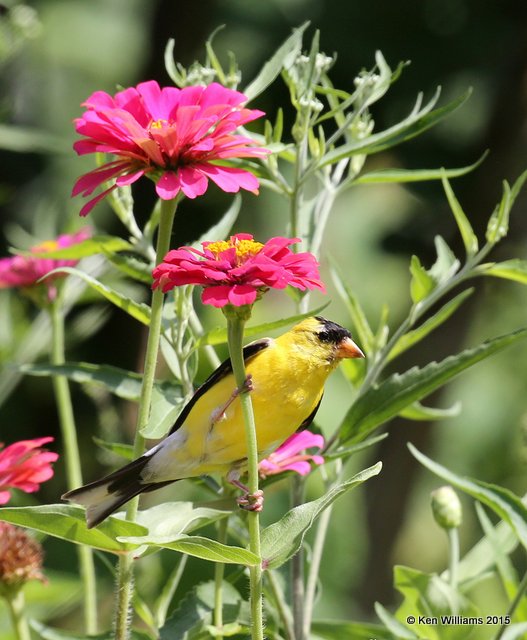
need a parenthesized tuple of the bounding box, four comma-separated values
(296, 395, 323, 432)
(168, 337, 272, 435)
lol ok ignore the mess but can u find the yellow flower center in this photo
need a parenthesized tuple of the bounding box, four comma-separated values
(32, 240, 58, 253)
(150, 118, 168, 130)
(207, 238, 264, 265)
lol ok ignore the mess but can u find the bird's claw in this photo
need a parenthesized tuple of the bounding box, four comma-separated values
(236, 489, 264, 512)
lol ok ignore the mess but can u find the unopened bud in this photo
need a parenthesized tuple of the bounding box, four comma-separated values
(431, 486, 462, 530)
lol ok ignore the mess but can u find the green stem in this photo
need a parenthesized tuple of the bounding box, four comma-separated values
(447, 527, 460, 593)
(226, 313, 263, 640)
(50, 298, 98, 635)
(5, 589, 31, 640)
(114, 197, 178, 640)
(290, 476, 305, 640)
(495, 568, 527, 640)
(155, 554, 188, 629)
(213, 518, 229, 636)
(266, 570, 295, 640)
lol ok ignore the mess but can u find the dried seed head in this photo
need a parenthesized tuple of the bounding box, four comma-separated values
(0, 522, 45, 595)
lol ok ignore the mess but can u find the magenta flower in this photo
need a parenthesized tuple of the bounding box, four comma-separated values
(0, 228, 91, 302)
(72, 81, 269, 216)
(259, 431, 325, 478)
(152, 233, 325, 308)
(0, 437, 59, 504)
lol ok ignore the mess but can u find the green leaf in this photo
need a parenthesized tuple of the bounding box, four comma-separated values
(454, 518, 518, 588)
(354, 153, 488, 185)
(30, 619, 151, 640)
(0, 505, 146, 553)
(339, 328, 527, 443)
(159, 581, 248, 640)
(311, 619, 396, 640)
(388, 289, 474, 361)
(198, 303, 329, 346)
(134, 501, 231, 537)
(28, 235, 133, 260)
(318, 89, 471, 168)
(106, 252, 153, 284)
(261, 463, 382, 569)
(19, 362, 184, 440)
(474, 502, 525, 610)
(243, 22, 309, 101)
(374, 602, 419, 639)
(394, 565, 481, 640)
(93, 437, 134, 461)
(441, 173, 478, 255)
(323, 433, 388, 462)
(330, 261, 374, 353)
(399, 400, 462, 421)
(409, 255, 435, 303)
(119, 529, 259, 565)
(479, 259, 527, 285)
(486, 169, 527, 244)
(44, 267, 151, 325)
(409, 444, 527, 551)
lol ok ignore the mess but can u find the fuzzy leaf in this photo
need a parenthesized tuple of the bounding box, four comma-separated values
(486, 169, 527, 244)
(480, 260, 527, 285)
(93, 437, 134, 460)
(340, 328, 527, 443)
(319, 89, 470, 168)
(409, 444, 527, 550)
(105, 253, 153, 284)
(0, 505, 146, 553)
(354, 153, 487, 184)
(261, 463, 382, 569)
(159, 581, 248, 640)
(388, 289, 474, 361)
(19, 362, 184, 440)
(244, 22, 309, 101)
(119, 531, 259, 566)
(441, 174, 478, 255)
(399, 401, 461, 421)
(44, 267, 151, 325)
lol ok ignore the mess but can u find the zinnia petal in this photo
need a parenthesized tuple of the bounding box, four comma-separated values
(72, 81, 269, 214)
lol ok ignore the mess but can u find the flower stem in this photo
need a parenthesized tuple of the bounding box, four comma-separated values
(5, 589, 31, 640)
(226, 313, 263, 640)
(495, 568, 527, 640)
(213, 518, 229, 636)
(290, 476, 305, 640)
(447, 527, 460, 593)
(114, 196, 178, 640)
(50, 298, 97, 634)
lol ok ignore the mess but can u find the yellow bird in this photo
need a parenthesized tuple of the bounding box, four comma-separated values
(63, 316, 364, 528)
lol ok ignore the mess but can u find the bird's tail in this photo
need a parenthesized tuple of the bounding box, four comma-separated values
(62, 455, 172, 529)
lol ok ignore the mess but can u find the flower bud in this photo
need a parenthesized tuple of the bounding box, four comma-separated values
(431, 485, 462, 530)
(0, 523, 44, 597)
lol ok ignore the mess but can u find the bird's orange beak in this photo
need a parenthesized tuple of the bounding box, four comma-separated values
(336, 336, 365, 359)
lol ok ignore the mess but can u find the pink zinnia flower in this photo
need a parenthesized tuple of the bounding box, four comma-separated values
(0, 437, 59, 504)
(259, 431, 325, 478)
(72, 81, 269, 216)
(0, 228, 91, 302)
(152, 233, 325, 308)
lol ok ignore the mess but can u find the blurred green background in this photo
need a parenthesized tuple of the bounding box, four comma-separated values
(1, 0, 527, 634)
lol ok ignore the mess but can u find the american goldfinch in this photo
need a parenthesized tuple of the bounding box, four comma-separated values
(63, 316, 364, 528)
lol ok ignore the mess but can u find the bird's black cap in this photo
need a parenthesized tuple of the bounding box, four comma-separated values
(315, 316, 352, 344)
